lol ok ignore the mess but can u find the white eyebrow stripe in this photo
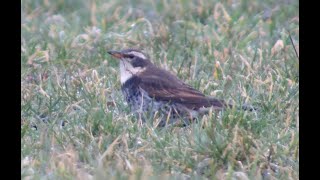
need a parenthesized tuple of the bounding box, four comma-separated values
(127, 51, 146, 59)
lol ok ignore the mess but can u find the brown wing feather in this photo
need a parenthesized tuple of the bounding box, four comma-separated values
(138, 67, 227, 110)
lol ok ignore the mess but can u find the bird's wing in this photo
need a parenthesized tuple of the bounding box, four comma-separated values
(138, 70, 227, 110)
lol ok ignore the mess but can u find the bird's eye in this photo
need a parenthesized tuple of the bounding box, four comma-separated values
(125, 54, 135, 59)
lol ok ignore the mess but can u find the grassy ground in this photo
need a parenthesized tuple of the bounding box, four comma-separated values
(21, 0, 299, 179)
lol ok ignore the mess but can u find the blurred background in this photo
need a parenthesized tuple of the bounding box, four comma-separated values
(21, 0, 299, 179)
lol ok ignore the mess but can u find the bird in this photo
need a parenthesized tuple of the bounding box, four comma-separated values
(108, 48, 254, 127)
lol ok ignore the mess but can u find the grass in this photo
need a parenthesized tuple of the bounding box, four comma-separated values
(21, 0, 299, 179)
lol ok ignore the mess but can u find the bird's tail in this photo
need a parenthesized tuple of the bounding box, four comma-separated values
(208, 98, 257, 112)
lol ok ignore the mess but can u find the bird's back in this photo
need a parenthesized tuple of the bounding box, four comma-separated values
(137, 65, 229, 110)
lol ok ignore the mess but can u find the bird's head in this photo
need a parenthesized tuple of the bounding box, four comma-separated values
(108, 49, 151, 84)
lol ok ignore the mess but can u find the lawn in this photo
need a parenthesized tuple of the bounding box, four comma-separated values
(21, 0, 299, 179)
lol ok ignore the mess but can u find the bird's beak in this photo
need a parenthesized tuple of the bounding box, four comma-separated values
(107, 50, 123, 59)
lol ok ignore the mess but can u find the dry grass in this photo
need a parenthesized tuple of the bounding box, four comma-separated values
(21, 0, 299, 179)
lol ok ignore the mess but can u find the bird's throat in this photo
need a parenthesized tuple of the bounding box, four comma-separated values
(119, 60, 134, 85)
